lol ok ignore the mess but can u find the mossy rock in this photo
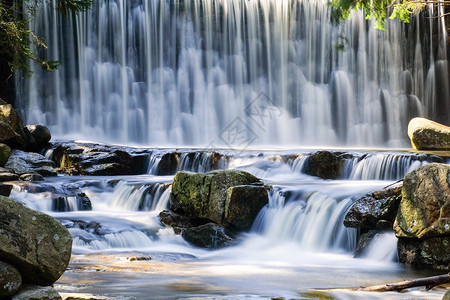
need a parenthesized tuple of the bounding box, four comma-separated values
(393, 163, 450, 239)
(170, 170, 261, 224)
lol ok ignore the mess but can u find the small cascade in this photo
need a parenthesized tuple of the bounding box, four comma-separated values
(72, 230, 155, 252)
(110, 181, 169, 211)
(358, 232, 398, 262)
(176, 152, 229, 173)
(347, 153, 428, 180)
(286, 154, 308, 173)
(254, 188, 356, 253)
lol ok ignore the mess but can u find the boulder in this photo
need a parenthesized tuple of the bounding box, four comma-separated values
(224, 185, 269, 231)
(12, 285, 62, 300)
(5, 150, 57, 176)
(0, 171, 19, 181)
(20, 173, 44, 181)
(0, 261, 22, 298)
(0, 104, 27, 149)
(50, 142, 149, 176)
(344, 184, 402, 229)
(408, 118, 450, 151)
(0, 196, 72, 285)
(24, 124, 52, 152)
(181, 223, 234, 249)
(0, 183, 12, 196)
(397, 237, 450, 270)
(156, 152, 180, 175)
(170, 170, 262, 224)
(393, 163, 450, 239)
(303, 151, 351, 179)
(0, 143, 11, 167)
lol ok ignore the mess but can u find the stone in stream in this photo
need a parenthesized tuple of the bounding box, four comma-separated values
(0, 260, 22, 298)
(344, 184, 402, 230)
(50, 141, 149, 175)
(393, 163, 450, 270)
(170, 170, 264, 225)
(408, 117, 450, 151)
(5, 150, 57, 176)
(0, 196, 72, 285)
(12, 285, 62, 300)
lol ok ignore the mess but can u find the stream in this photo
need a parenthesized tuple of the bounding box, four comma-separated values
(8, 147, 449, 299)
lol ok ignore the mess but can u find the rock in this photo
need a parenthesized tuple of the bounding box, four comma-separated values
(394, 163, 450, 239)
(0, 183, 12, 196)
(181, 223, 234, 249)
(0, 104, 27, 149)
(50, 142, 149, 175)
(156, 152, 180, 175)
(443, 289, 450, 300)
(408, 118, 450, 151)
(0, 196, 72, 285)
(24, 124, 51, 152)
(344, 184, 402, 229)
(303, 151, 350, 179)
(0, 171, 19, 181)
(0, 143, 11, 167)
(12, 285, 62, 300)
(159, 210, 207, 233)
(397, 237, 450, 270)
(0, 261, 22, 298)
(5, 150, 57, 176)
(170, 170, 262, 224)
(224, 185, 269, 231)
(20, 173, 44, 181)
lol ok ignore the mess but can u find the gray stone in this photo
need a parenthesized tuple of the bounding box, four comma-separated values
(397, 237, 450, 270)
(0, 196, 72, 285)
(5, 150, 57, 176)
(0, 260, 22, 298)
(344, 184, 402, 229)
(181, 223, 234, 249)
(12, 285, 62, 300)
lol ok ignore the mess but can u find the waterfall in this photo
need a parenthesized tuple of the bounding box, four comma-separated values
(15, 0, 448, 147)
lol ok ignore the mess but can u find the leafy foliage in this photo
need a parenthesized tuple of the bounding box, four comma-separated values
(0, 0, 92, 78)
(329, 0, 431, 30)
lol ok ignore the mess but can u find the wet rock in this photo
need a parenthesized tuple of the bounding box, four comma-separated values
(24, 124, 51, 152)
(397, 237, 450, 270)
(0, 104, 27, 149)
(0, 143, 11, 167)
(0, 196, 72, 285)
(224, 185, 269, 231)
(303, 151, 350, 179)
(354, 230, 380, 258)
(443, 289, 450, 300)
(394, 163, 450, 239)
(0, 171, 19, 181)
(12, 285, 62, 300)
(20, 173, 44, 181)
(0, 183, 12, 196)
(408, 118, 450, 151)
(156, 152, 180, 175)
(5, 150, 57, 176)
(181, 223, 234, 249)
(0, 261, 22, 298)
(170, 170, 262, 224)
(50, 142, 149, 176)
(159, 210, 207, 233)
(344, 184, 402, 229)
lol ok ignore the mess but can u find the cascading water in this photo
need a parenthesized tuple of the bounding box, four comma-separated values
(15, 0, 449, 147)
